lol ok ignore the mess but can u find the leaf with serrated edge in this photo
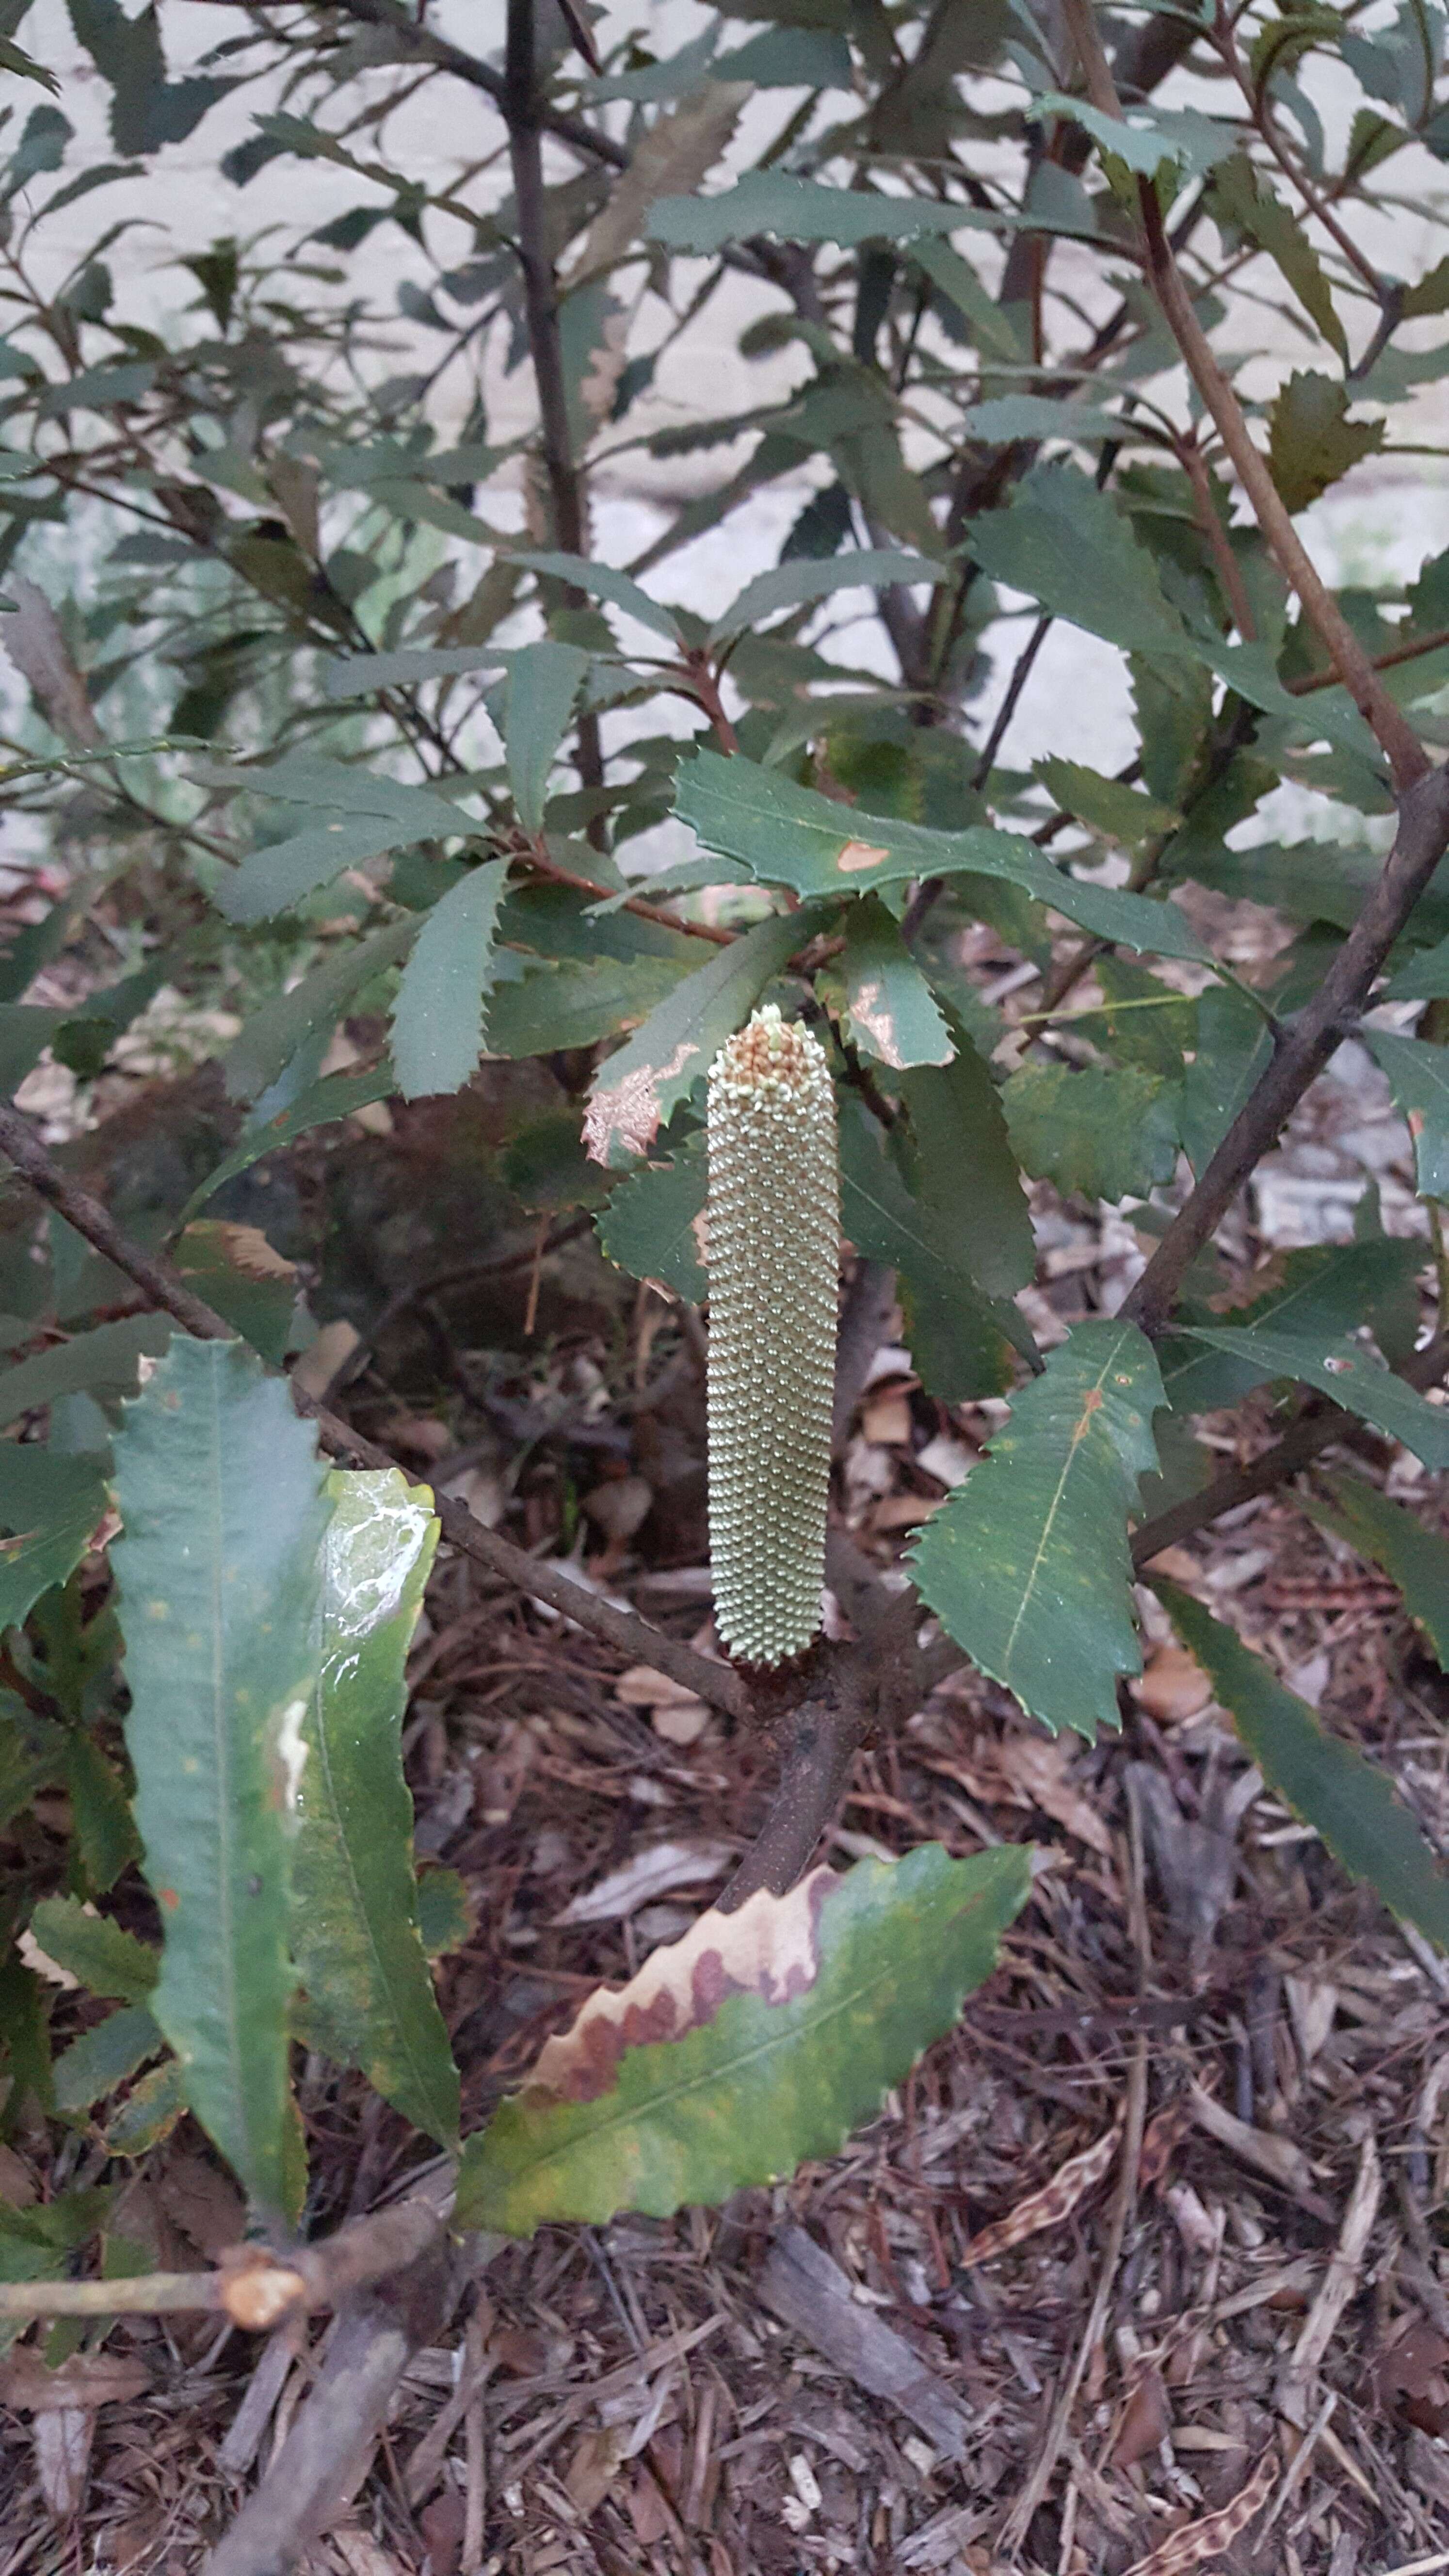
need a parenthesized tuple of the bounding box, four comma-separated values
(390, 859, 509, 1101)
(290, 1469, 458, 2147)
(1180, 1322, 1449, 1469)
(839, 1099, 1030, 1401)
(502, 643, 591, 834)
(820, 896, 953, 1069)
(911, 1320, 1164, 1739)
(1002, 1061, 1179, 1204)
(111, 1338, 332, 2219)
(1363, 1027, 1449, 1201)
(675, 752, 1211, 964)
(453, 1843, 1030, 2235)
(0, 1449, 107, 1635)
(1304, 1474, 1449, 1672)
(1154, 1580, 1449, 1949)
(583, 912, 804, 1167)
(597, 1142, 707, 1300)
(27, 1896, 156, 2002)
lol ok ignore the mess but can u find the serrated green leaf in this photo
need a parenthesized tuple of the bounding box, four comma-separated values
(501, 1109, 608, 1211)
(820, 897, 952, 1068)
(1033, 759, 1181, 850)
(501, 643, 592, 834)
(223, 918, 418, 1104)
(676, 752, 1211, 961)
(1268, 373, 1384, 515)
(839, 1098, 1029, 1401)
(583, 912, 805, 1167)
(1210, 154, 1345, 358)
(957, 396, 1127, 446)
(291, 1469, 457, 2146)
(1154, 1579, 1449, 1948)
(709, 548, 942, 644)
(111, 1338, 332, 2219)
(1178, 982, 1274, 1179)
(176, 1068, 397, 1227)
(898, 1030, 1035, 1299)
(207, 759, 469, 927)
(173, 1223, 300, 1368)
(487, 951, 695, 1059)
(27, 1897, 157, 2002)
(512, 550, 682, 644)
(1363, 1026, 1449, 1200)
(1159, 1237, 1421, 1415)
(911, 1320, 1163, 1739)
(1181, 1322, 1449, 1468)
(597, 1139, 708, 1299)
(0, 1703, 65, 1831)
(1002, 1061, 1179, 1202)
(0, 1448, 107, 1634)
(51, 2005, 162, 2118)
(453, 1842, 1030, 2235)
(1304, 1472, 1449, 1672)
(1093, 956, 1197, 1079)
(64, 1734, 139, 1895)
(389, 859, 510, 1101)
(0, 1318, 172, 1428)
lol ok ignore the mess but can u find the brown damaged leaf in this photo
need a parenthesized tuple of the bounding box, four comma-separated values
(1369, 2318, 1449, 2436)
(960, 2117, 1121, 2268)
(0, 2352, 152, 2413)
(1, 577, 103, 748)
(836, 839, 890, 873)
(583, 1041, 699, 1165)
(534, 1868, 831, 2102)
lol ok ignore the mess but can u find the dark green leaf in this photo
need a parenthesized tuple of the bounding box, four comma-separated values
(502, 643, 592, 834)
(1154, 1579, 1449, 1948)
(27, 1896, 157, 2002)
(1181, 1322, 1449, 1468)
(173, 1223, 300, 1368)
(453, 1843, 1030, 2234)
(839, 1099, 1030, 1401)
(1178, 982, 1274, 1178)
(1268, 373, 1384, 514)
(1093, 956, 1197, 1079)
(1210, 154, 1346, 358)
(1363, 1026, 1449, 1200)
(111, 1338, 331, 2219)
(1033, 759, 1181, 849)
(911, 1319, 1164, 1739)
(416, 1868, 470, 1961)
(51, 2004, 162, 2117)
(291, 1469, 458, 2147)
(512, 550, 681, 644)
(1158, 1237, 1421, 1415)
(176, 1069, 397, 1227)
(1305, 1472, 1449, 1671)
(223, 919, 418, 1104)
(103, 2055, 185, 2157)
(0, 1318, 172, 1429)
(675, 752, 1212, 960)
(0, 1448, 107, 1633)
(898, 1029, 1034, 1298)
(1002, 1061, 1179, 1202)
(64, 1734, 140, 1894)
(597, 1139, 708, 1300)
(709, 548, 943, 644)
(389, 859, 510, 1101)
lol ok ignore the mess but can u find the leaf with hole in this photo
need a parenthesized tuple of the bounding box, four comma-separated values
(911, 1320, 1164, 1739)
(1154, 1580, 1449, 1949)
(111, 1337, 331, 2218)
(453, 1842, 1030, 2234)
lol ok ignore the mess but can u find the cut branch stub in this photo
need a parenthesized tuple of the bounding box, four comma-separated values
(706, 1006, 839, 1668)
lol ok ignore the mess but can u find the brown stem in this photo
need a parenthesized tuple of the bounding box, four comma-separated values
(0, 1101, 749, 1723)
(1120, 762, 1449, 1337)
(1180, 436, 1258, 642)
(1059, 0, 1427, 794)
(325, 0, 630, 170)
(504, 0, 605, 824)
(520, 842, 736, 946)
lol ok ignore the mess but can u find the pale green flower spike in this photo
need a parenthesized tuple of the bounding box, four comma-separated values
(706, 1004, 839, 1668)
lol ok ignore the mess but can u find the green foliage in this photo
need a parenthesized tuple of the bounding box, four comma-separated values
(1363, 1027, 1449, 1200)
(389, 859, 510, 1101)
(912, 1322, 1163, 1740)
(1180, 1323, 1449, 1468)
(1304, 1475, 1449, 1669)
(1156, 1581, 1449, 1950)
(839, 1100, 1029, 1401)
(1002, 1062, 1180, 1203)
(454, 1844, 1030, 2235)
(597, 1139, 708, 1300)
(1267, 374, 1385, 514)
(291, 1470, 457, 2145)
(110, 1338, 332, 2220)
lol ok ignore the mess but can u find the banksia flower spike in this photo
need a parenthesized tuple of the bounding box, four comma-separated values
(706, 1004, 839, 1668)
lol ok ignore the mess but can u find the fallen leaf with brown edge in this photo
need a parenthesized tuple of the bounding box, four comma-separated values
(1369, 2318, 1449, 2437)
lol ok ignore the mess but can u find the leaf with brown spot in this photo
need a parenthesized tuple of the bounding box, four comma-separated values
(817, 896, 952, 1069)
(453, 1843, 1030, 2236)
(582, 913, 803, 1167)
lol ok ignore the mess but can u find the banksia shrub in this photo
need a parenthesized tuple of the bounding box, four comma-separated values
(706, 1005, 839, 1667)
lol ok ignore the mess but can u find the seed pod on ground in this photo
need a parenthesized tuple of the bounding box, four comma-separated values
(706, 1004, 839, 1668)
